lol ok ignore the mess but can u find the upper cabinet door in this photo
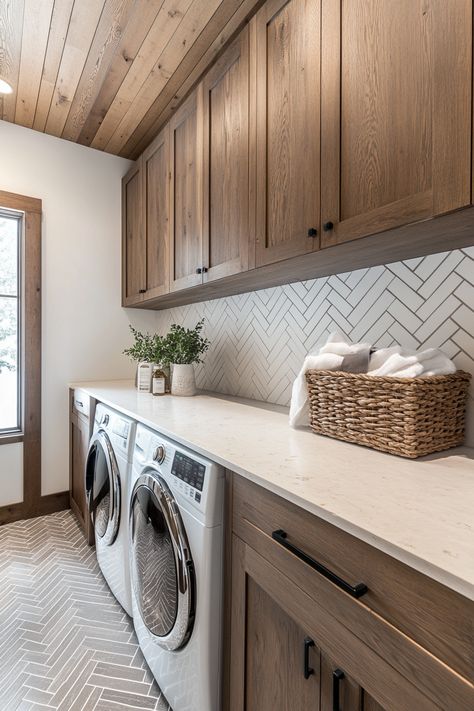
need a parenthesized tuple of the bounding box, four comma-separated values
(122, 162, 145, 306)
(321, 0, 472, 248)
(143, 126, 170, 299)
(169, 87, 204, 292)
(202, 28, 251, 283)
(254, 0, 321, 268)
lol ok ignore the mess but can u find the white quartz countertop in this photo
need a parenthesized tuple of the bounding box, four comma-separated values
(70, 380, 474, 600)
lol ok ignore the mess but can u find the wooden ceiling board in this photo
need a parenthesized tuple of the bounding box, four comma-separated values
(32, 0, 75, 132)
(76, 0, 166, 146)
(15, 0, 55, 128)
(62, 0, 137, 141)
(89, 0, 195, 151)
(0, 0, 262, 158)
(0, 0, 25, 123)
(44, 0, 107, 137)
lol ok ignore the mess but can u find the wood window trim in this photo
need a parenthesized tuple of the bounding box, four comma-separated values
(0, 190, 68, 525)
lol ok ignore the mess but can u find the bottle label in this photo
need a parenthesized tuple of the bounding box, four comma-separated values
(152, 377, 165, 395)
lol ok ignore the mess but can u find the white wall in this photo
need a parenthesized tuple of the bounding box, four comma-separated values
(0, 120, 158, 502)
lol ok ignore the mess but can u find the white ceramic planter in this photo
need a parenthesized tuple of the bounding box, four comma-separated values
(171, 363, 196, 396)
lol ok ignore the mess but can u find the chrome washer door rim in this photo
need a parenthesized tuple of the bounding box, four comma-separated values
(130, 472, 195, 651)
(85, 429, 121, 546)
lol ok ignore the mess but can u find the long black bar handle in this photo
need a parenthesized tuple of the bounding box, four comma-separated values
(272, 530, 368, 599)
(303, 637, 315, 679)
(332, 669, 345, 711)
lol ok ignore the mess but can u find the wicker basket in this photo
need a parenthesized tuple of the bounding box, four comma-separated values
(305, 370, 471, 458)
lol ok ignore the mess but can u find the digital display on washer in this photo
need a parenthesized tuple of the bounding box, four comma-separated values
(171, 451, 205, 491)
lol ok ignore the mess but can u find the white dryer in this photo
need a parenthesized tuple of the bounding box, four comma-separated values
(86, 403, 135, 616)
(129, 424, 224, 711)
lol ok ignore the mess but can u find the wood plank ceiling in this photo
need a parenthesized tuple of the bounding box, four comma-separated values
(0, 0, 260, 159)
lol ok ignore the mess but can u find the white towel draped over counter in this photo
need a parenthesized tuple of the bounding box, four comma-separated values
(289, 333, 457, 428)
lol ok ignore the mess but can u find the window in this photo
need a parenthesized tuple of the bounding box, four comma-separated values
(0, 210, 21, 434)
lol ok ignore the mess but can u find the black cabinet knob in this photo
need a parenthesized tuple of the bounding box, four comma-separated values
(307, 227, 318, 237)
(196, 268, 202, 274)
(202, 267, 208, 273)
(323, 221, 334, 231)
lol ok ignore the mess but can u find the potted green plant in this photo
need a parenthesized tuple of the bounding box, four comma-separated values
(162, 320, 210, 396)
(123, 326, 157, 392)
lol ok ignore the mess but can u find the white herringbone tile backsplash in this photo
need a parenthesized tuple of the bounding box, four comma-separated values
(155, 247, 474, 445)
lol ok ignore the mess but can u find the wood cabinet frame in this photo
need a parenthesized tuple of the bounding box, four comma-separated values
(202, 28, 252, 282)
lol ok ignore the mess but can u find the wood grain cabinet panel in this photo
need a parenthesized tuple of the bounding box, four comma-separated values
(169, 87, 204, 292)
(69, 390, 93, 545)
(202, 28, 251, 282)
(320, 654, 386, 711)
(143, 126, 170, 299)
(254, 0, 321, 267)
(321, 0, 472, 247)
(122, 162, 145, 306)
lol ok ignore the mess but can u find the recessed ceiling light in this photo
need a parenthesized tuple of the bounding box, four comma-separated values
(0, 78, 13, 95)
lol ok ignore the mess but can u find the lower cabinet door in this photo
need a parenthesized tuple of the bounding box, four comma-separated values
(70, 411, 93, 544)
(230, 535, 320, 711)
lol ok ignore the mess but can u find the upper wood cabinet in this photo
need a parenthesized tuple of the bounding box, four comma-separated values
(202, 28, 252, 282)
(122, 0, 474, 309)
(254, 0, 321, 267)
(320, 0, 472, 248)
(142, 125, 170, 299)
(169, 87, 204, 293)
(122, 162, 145, 306)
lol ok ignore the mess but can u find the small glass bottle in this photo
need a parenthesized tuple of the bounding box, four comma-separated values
(152, 367, 166, 396)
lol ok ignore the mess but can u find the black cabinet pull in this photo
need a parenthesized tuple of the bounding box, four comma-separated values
(272, 530, 368, 598)
(139, 288, 146, 293)
(303, 637, 315, 679)
(307, 227, 318, 237)
(332, 669, 344, 711)
(196, 268, 202, 274)
(323, 221, 334, 231)
(202, 266, 208, 273)
(75, 401, 83, 408)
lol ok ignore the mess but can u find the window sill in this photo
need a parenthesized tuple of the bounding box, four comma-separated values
(0, 433, 23, 445)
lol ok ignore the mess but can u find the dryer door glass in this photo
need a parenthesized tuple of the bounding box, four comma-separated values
(86, 431, 121, 545)
(130, 475, 195, 651)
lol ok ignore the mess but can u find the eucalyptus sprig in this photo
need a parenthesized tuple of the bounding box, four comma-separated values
(123, 326, 156, 363)
(162, 319, 210, 365)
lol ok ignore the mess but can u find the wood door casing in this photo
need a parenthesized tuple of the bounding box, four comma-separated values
(169, 87, 204, 292)
(143, 125, 170, 298)
(254, 0, 321, 267)
(321, 0, 472, 247)
(122, 162, 145, 305)
(202, 28, 251, 282)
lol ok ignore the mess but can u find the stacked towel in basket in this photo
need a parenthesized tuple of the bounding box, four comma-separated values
(289, 333, 456, 428)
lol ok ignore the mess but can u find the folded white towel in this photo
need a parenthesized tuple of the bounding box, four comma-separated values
(289, 332, 371, 428)
(289, 352, 343, 427)
(368, 348, 455, 377)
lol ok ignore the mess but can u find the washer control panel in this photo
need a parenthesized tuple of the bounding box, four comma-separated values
(171, 451, 206, 501)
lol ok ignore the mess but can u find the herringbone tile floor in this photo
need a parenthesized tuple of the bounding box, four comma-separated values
(0, 510, 171, 711)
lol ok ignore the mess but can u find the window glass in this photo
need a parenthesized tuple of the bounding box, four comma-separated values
(0, 214, 20, 432)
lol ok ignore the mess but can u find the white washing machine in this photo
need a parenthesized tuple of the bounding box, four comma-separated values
(86, 403, 136, 616)
(129, 424, 225, 711)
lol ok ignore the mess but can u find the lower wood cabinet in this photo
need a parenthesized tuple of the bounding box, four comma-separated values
(69, 389, 94, 544)
(226, 475, 473, 711)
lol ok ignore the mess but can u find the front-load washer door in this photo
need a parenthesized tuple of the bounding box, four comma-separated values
(130, 471, 195, 651)
(86, 430, 121, 546)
